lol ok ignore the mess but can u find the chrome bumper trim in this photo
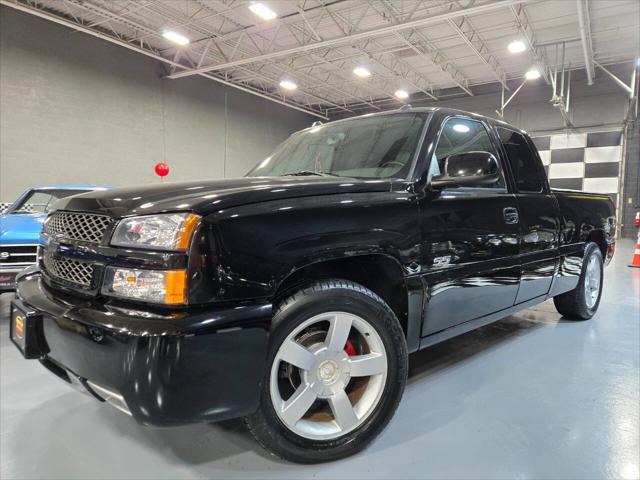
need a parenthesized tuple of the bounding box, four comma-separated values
(86, 380, 132, 416)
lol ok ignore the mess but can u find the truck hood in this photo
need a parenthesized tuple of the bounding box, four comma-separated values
(51, 176, 398, 218)
(0, 214, 46, 245)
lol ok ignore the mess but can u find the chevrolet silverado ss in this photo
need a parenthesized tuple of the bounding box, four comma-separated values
(11, 108, 615, 463)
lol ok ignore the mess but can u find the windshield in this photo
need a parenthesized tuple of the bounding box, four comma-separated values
(9, 189, 90, 214)
(247, 113, 428, 179)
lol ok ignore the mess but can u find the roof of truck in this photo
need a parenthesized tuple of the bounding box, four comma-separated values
(31, 185, 109, 190)
(308, 107, 528, 135)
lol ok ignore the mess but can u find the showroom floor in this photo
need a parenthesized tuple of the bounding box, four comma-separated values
(1, 240, 638, 480)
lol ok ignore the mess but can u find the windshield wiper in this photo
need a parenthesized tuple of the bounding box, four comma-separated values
(283, 170, 341, 177)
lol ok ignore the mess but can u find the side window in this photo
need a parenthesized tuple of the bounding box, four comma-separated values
(431, 118, 505, 189)
(497, 128, 545, 193)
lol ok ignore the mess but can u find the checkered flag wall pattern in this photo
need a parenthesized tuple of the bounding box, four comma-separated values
(532, 130, 622, 205)
(0, 203, 34, 215)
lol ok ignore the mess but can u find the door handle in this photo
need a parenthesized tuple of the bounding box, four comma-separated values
(503, 207, 519, 224)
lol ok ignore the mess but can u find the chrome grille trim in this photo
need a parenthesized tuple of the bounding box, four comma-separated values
(0, 245, 38, 265)
(43, 252, 94, 287)
(44, 211, 112, 244)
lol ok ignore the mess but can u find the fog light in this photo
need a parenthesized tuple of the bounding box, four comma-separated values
(102, 267, 186, 304)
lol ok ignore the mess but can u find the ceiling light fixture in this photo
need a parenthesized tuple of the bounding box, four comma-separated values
(394, 89, 409, 100)
(508, 40, 527, 54)
(280, 80, 298, 91)
(162, 31, 189, 46)
(353, 66, 371, 78)
(525, 68, 541, 80)
(249, 3, 278, 21)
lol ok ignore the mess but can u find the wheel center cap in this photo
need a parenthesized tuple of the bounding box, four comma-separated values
(317, 360, 339, 383)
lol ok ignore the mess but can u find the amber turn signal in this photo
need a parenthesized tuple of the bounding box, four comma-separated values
(165, 270, 187, 304)
(176, 213, 200, 250)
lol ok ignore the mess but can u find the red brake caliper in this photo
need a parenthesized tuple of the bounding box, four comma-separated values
(344, 339, 357, 356)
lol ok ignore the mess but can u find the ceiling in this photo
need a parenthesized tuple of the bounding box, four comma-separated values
(2, 0, 639, 119)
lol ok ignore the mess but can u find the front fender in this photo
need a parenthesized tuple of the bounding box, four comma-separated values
(203, 191, 421, 303)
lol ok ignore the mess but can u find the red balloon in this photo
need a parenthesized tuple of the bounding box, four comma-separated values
(155, 162, 170, 177)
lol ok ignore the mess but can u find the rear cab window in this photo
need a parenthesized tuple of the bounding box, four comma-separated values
(496, 128, 546, 193)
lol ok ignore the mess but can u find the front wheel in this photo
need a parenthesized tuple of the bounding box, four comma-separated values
(553, 242, 604, 320)
(245, 280, 408, 463)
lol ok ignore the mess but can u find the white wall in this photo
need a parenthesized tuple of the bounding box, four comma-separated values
(0, 7, 313, 202)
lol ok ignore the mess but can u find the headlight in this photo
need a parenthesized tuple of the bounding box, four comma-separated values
(111, 213, 200, 251)
(102, 267, 187, 304)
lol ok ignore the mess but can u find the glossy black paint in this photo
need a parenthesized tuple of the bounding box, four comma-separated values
(51, 176, 393, 218)
(416, 189, 521, 336)
(15, 270, 270, 425)
(513, 192, 560, 303)
(431, 151, 500, 189)
(549, 189, 616, 296)
(13, 107, 616, 427)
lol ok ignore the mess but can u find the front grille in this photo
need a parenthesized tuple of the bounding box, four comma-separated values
(43, 252, 94, 287)
(0, 245, 38, 265)
(44, 211, 112, 244)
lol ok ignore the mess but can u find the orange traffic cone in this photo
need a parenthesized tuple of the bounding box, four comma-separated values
(630, 232, 640, 268)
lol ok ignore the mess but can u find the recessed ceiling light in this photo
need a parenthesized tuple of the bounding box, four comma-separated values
(508, 40, 527, 54)
(525, 68, 541, 80)
(280, 80, 297, 90)
(249, 3, 278, 21)
(353, 66, 371, 78)
(162, 31, 189, 46)
(394, 89, 409, 99)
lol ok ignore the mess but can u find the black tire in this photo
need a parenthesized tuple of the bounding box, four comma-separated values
(245, 280, 408, 464)
(553, 242, 604, 320)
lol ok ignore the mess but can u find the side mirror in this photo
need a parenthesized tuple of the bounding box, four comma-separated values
(431, 151, 500, 189)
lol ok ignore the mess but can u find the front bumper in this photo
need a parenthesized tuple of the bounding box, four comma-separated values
(13, 269, 272, 426)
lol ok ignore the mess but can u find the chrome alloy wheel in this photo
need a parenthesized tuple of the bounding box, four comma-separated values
(584, 255, 601, 309)
(269, 312, 388, 440)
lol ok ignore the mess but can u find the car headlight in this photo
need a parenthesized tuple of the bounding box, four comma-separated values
(102, 267, 187, 304)
(111, 213, 200, 251)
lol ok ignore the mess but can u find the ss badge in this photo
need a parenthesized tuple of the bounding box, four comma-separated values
(433, 255, 451, 268)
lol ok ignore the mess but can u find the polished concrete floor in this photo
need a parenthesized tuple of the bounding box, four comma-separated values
(1, 240, 638, 479)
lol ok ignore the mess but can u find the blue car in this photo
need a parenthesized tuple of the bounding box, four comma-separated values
(0, 185, 108, 291)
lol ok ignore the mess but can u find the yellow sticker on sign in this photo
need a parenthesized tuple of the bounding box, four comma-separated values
(15, 315, 24, 339)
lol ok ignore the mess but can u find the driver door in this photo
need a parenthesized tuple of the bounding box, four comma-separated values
(419, 116, 521, 336)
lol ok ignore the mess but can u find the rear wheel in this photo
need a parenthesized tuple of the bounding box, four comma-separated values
(553, 242, 603, 319)
(245, 280, 408, 463)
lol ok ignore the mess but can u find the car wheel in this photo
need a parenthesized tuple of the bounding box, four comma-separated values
(553, 242, 604, 320)
(245, 280, 408, 464)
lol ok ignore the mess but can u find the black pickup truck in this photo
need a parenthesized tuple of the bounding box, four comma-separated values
(10, 108, 615, 463)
